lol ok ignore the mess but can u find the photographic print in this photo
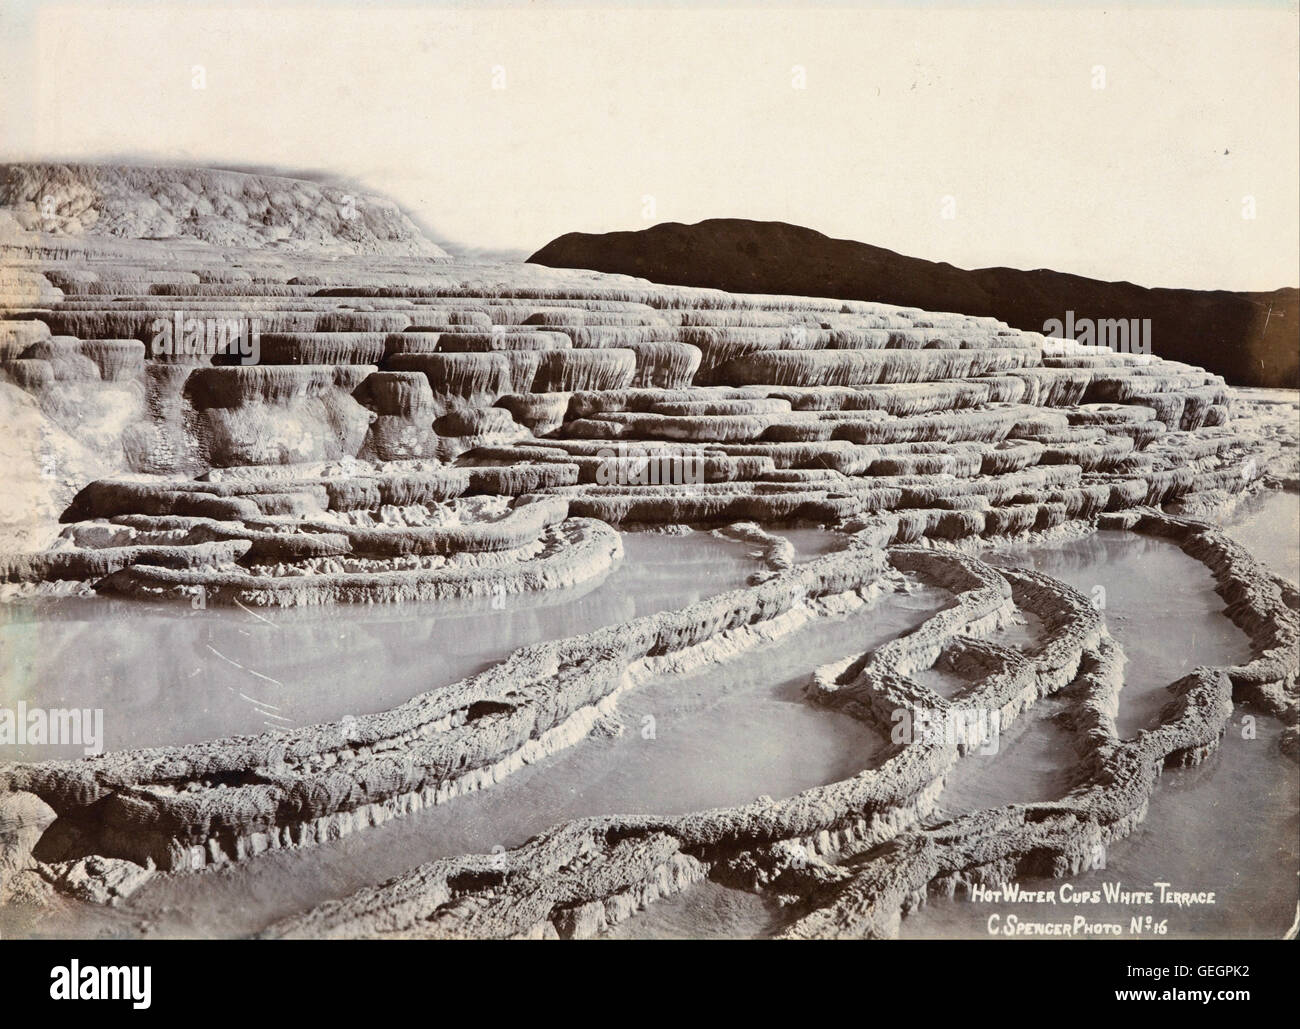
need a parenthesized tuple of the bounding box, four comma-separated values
(0, 0, 1295, 996)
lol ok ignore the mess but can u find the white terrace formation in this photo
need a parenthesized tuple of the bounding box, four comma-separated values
(0, 167, 1295, 936)
(0, 254, 1252, 601)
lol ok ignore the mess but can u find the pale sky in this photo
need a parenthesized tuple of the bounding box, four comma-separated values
(1, 1, 1297, 290)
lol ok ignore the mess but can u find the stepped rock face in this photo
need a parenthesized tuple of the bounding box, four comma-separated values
(1, 164, 448, 259)
(0, 164, 1296, 939)
(529, 218, 1299, 389)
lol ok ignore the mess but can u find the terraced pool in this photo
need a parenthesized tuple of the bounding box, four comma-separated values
(2, 520, 1294, 940)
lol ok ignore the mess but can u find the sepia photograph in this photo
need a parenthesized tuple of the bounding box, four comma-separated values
(0, 0, 1296, 1001)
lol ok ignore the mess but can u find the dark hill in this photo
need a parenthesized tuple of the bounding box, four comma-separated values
(529, 219, 1297, 388)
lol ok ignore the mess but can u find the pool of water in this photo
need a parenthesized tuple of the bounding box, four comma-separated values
(0, 533, 764, 758)
(782, 527, 849, 563)
(934, 692, 1079, 817)
(3, 522, 1293, 941)
(908, 529, 1292, 938)
(900, 719, 1299, 939)
(982, 609, 1045, 655)
(612, 528, 1294, 939)
(1222, 488, 1299, 586)
(2, 574, 947, 938)
(604, 880, 786, 940)
(910, 664, 973, 700)
(984, 531, 1253, 741)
